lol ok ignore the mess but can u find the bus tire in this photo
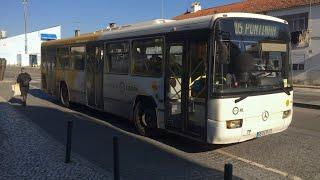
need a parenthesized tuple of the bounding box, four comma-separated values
(60, 83, 70, 108)
(133, 101, 157, 137)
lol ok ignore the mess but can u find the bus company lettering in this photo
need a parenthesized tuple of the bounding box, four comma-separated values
(106, 82, 138, 93)
(234, 22, 279, 37)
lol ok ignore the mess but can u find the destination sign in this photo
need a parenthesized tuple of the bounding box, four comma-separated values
(234, 22, 279, 37)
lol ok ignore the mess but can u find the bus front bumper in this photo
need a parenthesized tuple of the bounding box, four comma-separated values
(207, 115, 292, 144)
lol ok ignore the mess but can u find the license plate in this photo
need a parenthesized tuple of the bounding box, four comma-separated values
(256, 129, 272, 138)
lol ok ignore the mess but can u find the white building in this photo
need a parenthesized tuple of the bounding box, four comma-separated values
(174, 0, 320, 85)
(0, 25, 61, 66)
(267, 5, 320, 85)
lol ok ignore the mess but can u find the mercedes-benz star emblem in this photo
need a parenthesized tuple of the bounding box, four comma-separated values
(262, 111, 269, 121)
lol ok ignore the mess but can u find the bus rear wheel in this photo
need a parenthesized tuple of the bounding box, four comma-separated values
(60, 83, 70, 108)
(133, 101, 157, 137)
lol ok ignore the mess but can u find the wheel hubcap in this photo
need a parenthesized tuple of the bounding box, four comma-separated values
(61, 87, 68, 104)
(141, 113, 147, 127)
(140, 110, 153, 127)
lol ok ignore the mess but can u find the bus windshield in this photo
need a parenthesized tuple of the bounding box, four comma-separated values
(213, 18, 292, 94)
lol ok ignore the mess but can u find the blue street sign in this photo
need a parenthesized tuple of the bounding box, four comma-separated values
(40, 34, 57, 40)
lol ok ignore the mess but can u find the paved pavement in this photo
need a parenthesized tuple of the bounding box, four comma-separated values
(1, 67, 320, 179)
(0, 96, 112, 179)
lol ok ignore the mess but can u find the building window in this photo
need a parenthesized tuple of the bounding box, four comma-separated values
(280, 13, 308, 32)
(132, 38, 163, 76)
(29, 55, 38, 67)
(298, 63, 304, 70)
(71, 46, 85, 71)
(279, 13, 309, 48)
(292, 64, 298, 70)
(106, 42, 129, 74)
(293, 63, 304, 70)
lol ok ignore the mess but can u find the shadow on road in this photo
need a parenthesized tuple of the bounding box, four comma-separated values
(293, 102, 320, 110)
(28, 88, 230, 153)
(3, 101, 242, 180)
(1, 88, 242, 179)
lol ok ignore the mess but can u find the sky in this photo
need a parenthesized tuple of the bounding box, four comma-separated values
(0, 0, 240, 38)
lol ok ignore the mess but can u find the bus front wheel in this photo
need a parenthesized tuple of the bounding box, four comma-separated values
(60, 83, 70, 108)
(133, 101, 157, 137)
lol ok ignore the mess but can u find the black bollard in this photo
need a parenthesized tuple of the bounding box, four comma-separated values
(113, 136, 119, 180)
(65, 120, 73, 163)
(224, 163, 233, 180)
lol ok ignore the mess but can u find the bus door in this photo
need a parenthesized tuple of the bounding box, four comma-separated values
(86, 44, 104, 109)
(166, 36, 208, 140)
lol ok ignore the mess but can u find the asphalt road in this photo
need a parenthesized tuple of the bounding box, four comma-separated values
(1, 67, 320, 179)
(294, 87, 320, 107)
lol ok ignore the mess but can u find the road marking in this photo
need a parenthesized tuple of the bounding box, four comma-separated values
(216, 149, 302, 180)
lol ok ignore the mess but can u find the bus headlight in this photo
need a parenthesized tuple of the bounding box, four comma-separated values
(226, 119, 243, 129)
(282, 110, 291, 119)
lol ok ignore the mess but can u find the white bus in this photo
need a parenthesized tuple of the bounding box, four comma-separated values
(41, 13, 293, 144)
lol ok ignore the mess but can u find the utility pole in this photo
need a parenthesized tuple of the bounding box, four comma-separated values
(161, 0, 164, 19)
(309, 0, 312, 31)
(22, 0, 28, 54)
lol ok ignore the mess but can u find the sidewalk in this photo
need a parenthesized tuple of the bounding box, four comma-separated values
(294, 87, 320, 108)
(0, 96, 112, 179)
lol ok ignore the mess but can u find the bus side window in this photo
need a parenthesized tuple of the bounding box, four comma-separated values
(71, 46, 85, 71)
(106, 42, 129, 74)
(132, 38, 163, 76)
(56, 48, 63, 69)
(57, 47, 70, 69)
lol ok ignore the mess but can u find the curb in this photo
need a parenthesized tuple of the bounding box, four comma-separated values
(293, 102, 320, 110)
(293, 84, 320, 89)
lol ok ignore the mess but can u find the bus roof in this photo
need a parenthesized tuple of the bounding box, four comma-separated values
(42, 31, 102, 47)
(98, 13, 286, 40)
(42, 12, 287, 47)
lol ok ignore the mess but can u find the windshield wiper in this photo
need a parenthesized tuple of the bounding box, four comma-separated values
(235, 95, 248, 103)
(280, 86, 291, 95)
(235, 91, 255, 103)
(235, 85, 290, 103)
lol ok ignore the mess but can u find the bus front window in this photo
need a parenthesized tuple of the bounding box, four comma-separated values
(213, 18, 292, 94)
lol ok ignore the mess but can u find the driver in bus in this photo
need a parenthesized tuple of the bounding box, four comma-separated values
(233, 52, 255, 87)
(227, 42, 255, 88)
